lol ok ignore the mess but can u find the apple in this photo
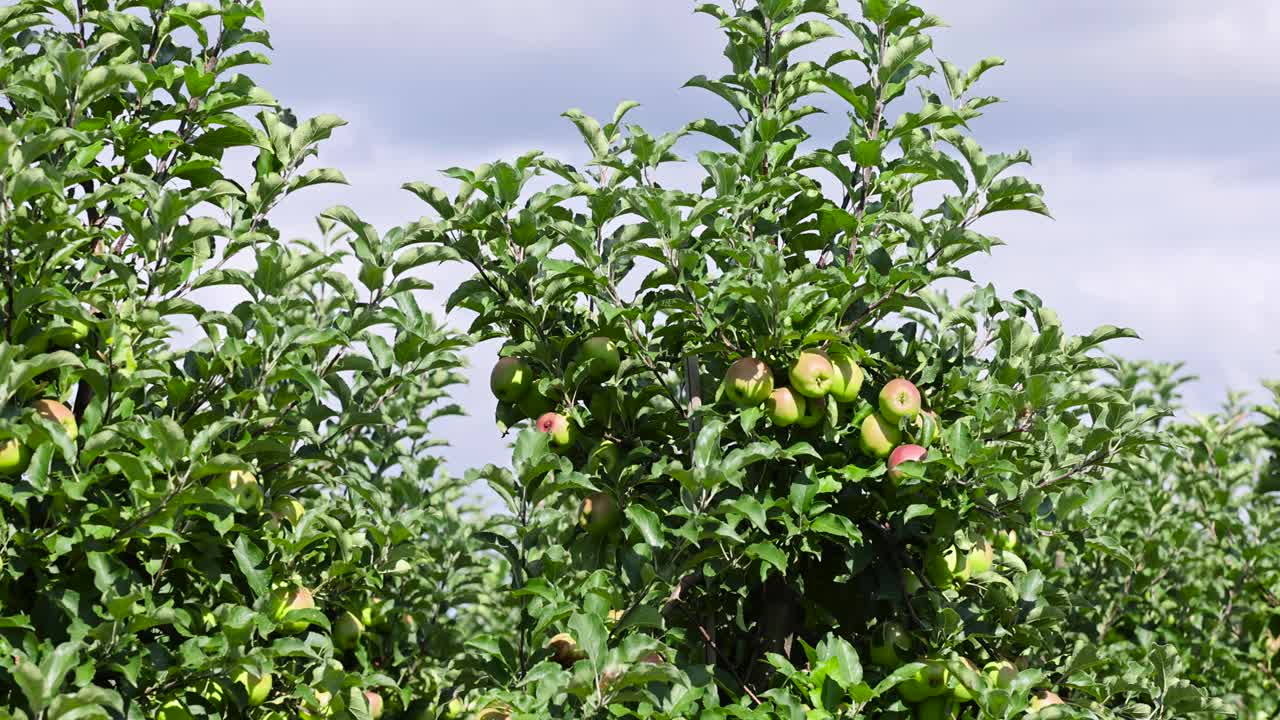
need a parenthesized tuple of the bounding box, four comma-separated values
(271, 496, 305, 526)
(156, 700, 195, 720)
(723, 357, 774, 407)
(579, 336, 621, 380)
(765, 387, 805, 427)
(869, 621, 911, 667)
(31, 399, 78, 440)
(952, 658, 979, 702)
(994, 529, 1018, 550)
(361, 597, 387, 628)
(915, 696, 951, 720)
(477, 707, 511, 720)
(586, 440, 622, 476)
(334, 610, 365, 649)
(517, 386, 555, 419)
(490, 356, 532, 402)
(796, 394, 826, 429)
(48, 317, 89, 348)
(1030, 691, 1064, 712)
(579, 492, 621, 536)
(859, 413, 903, 459)
(879, 378, 922, 423)
(824, 351, 864, 402)
(234, 667, 272, 707)
(924, 545, 961, 589)
(301, 690, 333, 720)
(547, 632, 587, 668)
(788, 350, 834, 398)
(887, 444, 928, 481)
(536, 412, 575, 451)
(964, 540, 994, 577)
(211, 469, 263, 511)
(270, 586, 316, 634)
(984, 661, 1017, 689)
(364, 691, 384, 719)
(0, 439, 30, 476)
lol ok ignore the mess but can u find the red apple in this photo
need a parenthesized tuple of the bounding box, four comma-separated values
(490, 356, 532, 402)
(788, 350, 834, 398)
(859, 413, 902, 459)
(879, 378, 922, 423)
(723, 357, 774, 407)
(269, 586, 316, 635)
(765, 388, 805, 427)
(536, 412, 575, 450)
(824, 351, 865, 402)
(31, 399, 78, 441)
(579, 336, 621, 380)
(887, 444, 928, 481)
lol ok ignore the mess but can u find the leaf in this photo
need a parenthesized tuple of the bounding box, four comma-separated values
(745, 542, 787, 577)
(625, 505, 665, 548)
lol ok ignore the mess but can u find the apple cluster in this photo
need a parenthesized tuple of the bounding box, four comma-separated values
(722, 351, 938, 480)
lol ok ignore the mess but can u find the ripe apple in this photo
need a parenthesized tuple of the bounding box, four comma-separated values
(824, 351, 864, 402)
(765, 387, 805, 427)
(579, 492, 621, 536)
(490, 357, 532, 402)
(984, 661, 1017, 689)
(0, 439, 30, 476)
(535, 412, 575, 451)
(234, 667, 273, 707)
(364, 691, 384, 720)
(788, 350, 834, 398)
(547, 632, 587, 668)
(31, 399, 78, 440)
(271, 496, 305, 526)
(796, 394, 826, 429)
(879, 378, 922, 423)
(887, 444, 928, 481)
(586, 440, 622, 476)
(270, 586, 316, 634)
(1029, 690, 1064, 712)
(723, 357, 774, 407)
(869, 621, 911, 667)
(211, 469, 263, 511)
(924, 545, 961, 589)
(334, 610, 365, 650)
(579, 336, 621, 380)
(859, 413, 903, 459)
(964, 540, 994, 577)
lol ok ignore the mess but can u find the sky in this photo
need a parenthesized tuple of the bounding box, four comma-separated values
(243, 1, 1279, 475)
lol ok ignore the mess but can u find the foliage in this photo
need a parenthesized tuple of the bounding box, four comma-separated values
(0, 2, 490, 718)
(410, 0, 1218, 717)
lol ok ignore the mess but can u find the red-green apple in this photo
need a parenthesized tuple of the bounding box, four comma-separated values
(579, 492, 621, 536)
(579, 336, 621, 380)
(334, 610, 365, 649)
(364, 691, 384, 719)
(788, 350, 834, 398)
(270, 586, 316, 634)
(869, 621, 911, 667)
(824, 351, 865, 402)
(31, 399, 77, 440)
(859, 413, 903, 459)
(887, 444, 928, 481)
(1030, 691, 1064, 711)
(535, 412, 575, 451)
(0, 439, 30, 476)
(796, 394, 826, 429)
(879, 378, 922, 423)
(723, 357, 774, 407)
(765, 388, 805, 427)
(234, 667, 273, 706)
(490, 357, 532, 402)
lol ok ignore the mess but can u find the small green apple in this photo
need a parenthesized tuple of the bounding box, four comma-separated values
(234, 667, 272, 707)
(924, 545, 961, 589)
(210, 469, 263, 511)
(765, 387, 805, 427)
(269, 586, 316, 635)
(547, 632, 587, 668)
(723, 357, 774, 407)
(156, 699, 195, 720)
(796, 393, 826, 429)
(0, 439, 30, 476)
(869, 621, 911, 667)
(824, 351, 864, 402)
(879, 378, 922, 423)
(31, 399, 78, 441)
(490, 357, 532, 402)
(984, 661, 1017, 689)
(994, 529, 1018, 550)
(579, 336, 621, 380)
(270, 496, 306, 526)
(788, 350, 834, 398)
(964, 541, 994, 577)
(334, 610, 365, 650)
(536, 412, 575, 451)
(859, 413, 902, 459)
(579, 492, 621, 536)
(915, 696, 951, 720)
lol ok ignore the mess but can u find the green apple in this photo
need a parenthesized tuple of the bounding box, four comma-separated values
(334, 610, 365, 649)
(587, 440, 622, 476)
(579, 336, 621, 380)
(765, 387, 805, 427)
(964, 540, 994, 577)
(869, 621, 910, 667)
(723, 357, 774, 407)
(879, 378, 922, 423)
(234, 667, 272, 707)
(156, 700, 195, 720)
(477, 707, 511, 720)
(579, 492, 621, 536)
(271, 496, 306, 526)
(1029, 690, 1064, 712)
(887, 444, 927, 481)
(269, 586, 316, 634)
(824, 351, 864, 402)
(301, 690, 333, 720)
(31, 399, 78, 440)
(994, 529, 1018, 550)
(788, 350, 834, 398)
(535, 412, 575, 451)
(796, 394, 826, 429)
(547, 632, 587, 668)
(984, 661, 1017, 688)
(924, 545, 961, 589)
(490, 356, 532, 402)
(917, 661, 950, 696)
(915, 696, 951, 720)
(210, 469, 263, 511)
(859, 413, 902, 459)
(364, 691, 384, 720)
(0, 439, 30, 476)
(517, 385, 555, 419)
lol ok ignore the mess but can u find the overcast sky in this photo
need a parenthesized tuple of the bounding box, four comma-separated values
(243, 1, 1278, 475)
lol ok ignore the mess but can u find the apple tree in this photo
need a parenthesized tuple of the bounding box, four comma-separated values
(411, 0, 1220, 717)
(0, 2, 488, 718)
